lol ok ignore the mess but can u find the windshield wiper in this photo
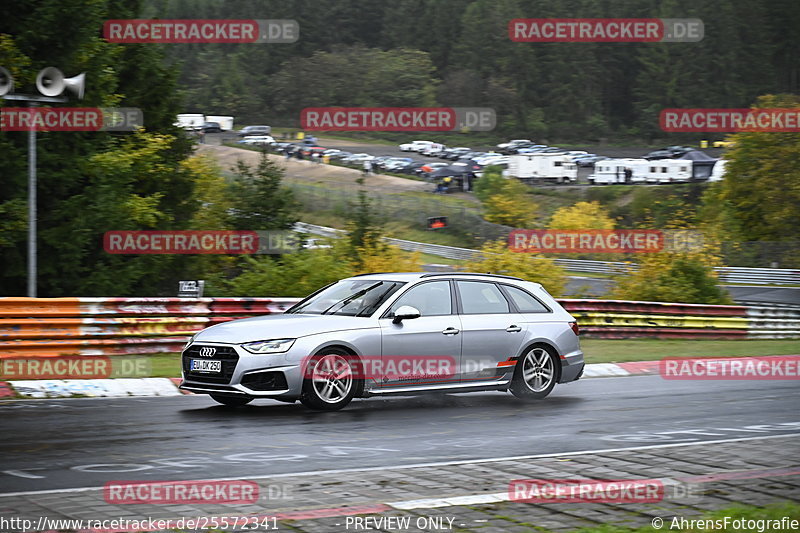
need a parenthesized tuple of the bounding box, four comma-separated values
(320, 282, 382, 315)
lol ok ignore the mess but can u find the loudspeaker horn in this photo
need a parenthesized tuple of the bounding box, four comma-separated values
(36, 68, 85, 99)
(0, 67, 13, 97)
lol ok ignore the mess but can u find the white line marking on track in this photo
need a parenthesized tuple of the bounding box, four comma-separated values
(1, 432, 798, 498)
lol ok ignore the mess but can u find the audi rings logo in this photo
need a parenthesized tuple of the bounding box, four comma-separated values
(198, 347, 217, 357)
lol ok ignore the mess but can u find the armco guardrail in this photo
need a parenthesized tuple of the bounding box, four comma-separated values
(0, 297, 797, 357)
(0, 298, 297, 357)
(294, 222, 800, 284)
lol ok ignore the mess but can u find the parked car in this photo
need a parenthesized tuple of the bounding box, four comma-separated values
(199, 121, 223, 133)
(574, 155, 607, 167)
(497, 139, 532, 151)
(327, 151, 353, 160)
(421, 145, 447, 157)
(399, 140, 435, 152)
(238, 125, 272, 137)
(238, 135, 275, 146)
(180, 273, 584, 410)
(511, 145, 548, 154)
(443, 147, 471, 160)
(341, 153, 375, 164)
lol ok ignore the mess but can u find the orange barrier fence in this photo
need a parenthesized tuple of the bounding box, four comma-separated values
(0, 296, 796, 357)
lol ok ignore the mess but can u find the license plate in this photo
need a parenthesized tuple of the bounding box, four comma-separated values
(191, 359, 222, 373)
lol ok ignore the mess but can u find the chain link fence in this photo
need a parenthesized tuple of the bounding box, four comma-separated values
(287, 182, 511, 243)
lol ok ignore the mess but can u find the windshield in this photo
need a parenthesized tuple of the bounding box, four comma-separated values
(287, 280, 405, 317)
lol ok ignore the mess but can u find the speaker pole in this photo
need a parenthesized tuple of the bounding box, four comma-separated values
(27, 102, 37, 297)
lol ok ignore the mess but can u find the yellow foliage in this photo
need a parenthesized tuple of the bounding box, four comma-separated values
(549, 201, 615, 230)
(465, 240, 566, 296)
(352, 243, 423, 274)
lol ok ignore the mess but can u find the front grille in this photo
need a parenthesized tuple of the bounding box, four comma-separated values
(182, 345, 239, 384)
(241, 371, 288, 391)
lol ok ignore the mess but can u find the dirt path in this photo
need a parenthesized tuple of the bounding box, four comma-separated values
(196, 144, 432, 194)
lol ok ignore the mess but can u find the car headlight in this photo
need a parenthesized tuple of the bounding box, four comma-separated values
(241, 338, 296, 354)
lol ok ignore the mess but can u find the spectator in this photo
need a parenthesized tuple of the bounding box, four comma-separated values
(363, 160, 373, 175)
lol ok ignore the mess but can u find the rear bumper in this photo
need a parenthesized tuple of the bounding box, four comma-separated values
(559, 349, 585, 383)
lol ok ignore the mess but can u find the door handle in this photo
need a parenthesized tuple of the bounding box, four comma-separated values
(442, 327, 460, 335)
(506, 325, 522, 333)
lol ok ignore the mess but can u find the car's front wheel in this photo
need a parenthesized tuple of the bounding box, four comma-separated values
(210, 394, 253, 407)
(301, 350, 359, 411)
(510, 345, 558, 400)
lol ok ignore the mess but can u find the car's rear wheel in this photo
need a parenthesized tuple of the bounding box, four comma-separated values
(510, 345, 558, 400)
(210, 394, 253, 407)
(300, 350, 359, 411)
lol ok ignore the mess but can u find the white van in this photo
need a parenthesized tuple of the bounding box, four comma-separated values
(588, 158, 649, 184)
(508, 153, 577, 183)
(640, 159, 693, 183)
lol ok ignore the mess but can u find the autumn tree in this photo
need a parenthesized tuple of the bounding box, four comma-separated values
(549, 201, 615, 230)
(465, 240, 566, 297)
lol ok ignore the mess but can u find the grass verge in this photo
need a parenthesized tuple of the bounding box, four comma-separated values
(581, 338, 799, 364)
(571, 502, 800, 533)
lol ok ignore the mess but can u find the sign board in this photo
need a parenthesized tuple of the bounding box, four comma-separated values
(178, 280, 205, 298)
(427, 216, 448, 230)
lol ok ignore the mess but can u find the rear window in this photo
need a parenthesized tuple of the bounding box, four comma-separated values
(501, 285, 550, 313)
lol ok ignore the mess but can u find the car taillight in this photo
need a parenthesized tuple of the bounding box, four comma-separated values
(570, 322, 580, 336)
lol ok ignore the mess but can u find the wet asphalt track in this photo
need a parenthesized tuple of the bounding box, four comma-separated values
(1, 375, 798, 494)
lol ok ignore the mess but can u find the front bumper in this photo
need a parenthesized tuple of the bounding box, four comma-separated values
(180, 342, 303, 399)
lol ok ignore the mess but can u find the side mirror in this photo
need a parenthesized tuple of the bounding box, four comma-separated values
(392, 305, 421, 324)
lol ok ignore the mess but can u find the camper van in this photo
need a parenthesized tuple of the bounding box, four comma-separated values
(175, 113, 204, 130)
(205, 115, 234, 131)
(507, 153, 578, 183)
(588, 158, 648, 184)
(641, 159, 693, 184)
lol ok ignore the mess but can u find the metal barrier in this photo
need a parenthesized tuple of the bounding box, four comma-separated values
(0, 296, 797, 357)
(294, 222, 800, 284)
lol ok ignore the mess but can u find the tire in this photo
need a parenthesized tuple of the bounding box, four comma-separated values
(510, 345, 558, 400)
(210, 394, 253, 407)
(300, 349, 359, 411)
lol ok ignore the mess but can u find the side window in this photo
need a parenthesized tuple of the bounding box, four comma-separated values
(389, 281, 451, 317)
(457, 281, 510, 314)
(502, 285, 550, 313)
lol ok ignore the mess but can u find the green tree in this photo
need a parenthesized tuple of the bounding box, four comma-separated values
(612, 253, 733, 305)
(0, 0, 195, 296)
(228, 153, 299, 231)
(474, 167, 538, 228)
(701, 94, 800, 243)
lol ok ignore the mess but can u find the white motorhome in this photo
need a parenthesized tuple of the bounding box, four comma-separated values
(175, 113, 204, 130)
(588, 158, 649, 184)
(205, 115, 234, 131)
(507, 153, 578, 183)
(640, 159, 693, 184)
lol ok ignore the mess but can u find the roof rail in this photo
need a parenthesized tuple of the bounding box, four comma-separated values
(420, 272, 524, 281)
